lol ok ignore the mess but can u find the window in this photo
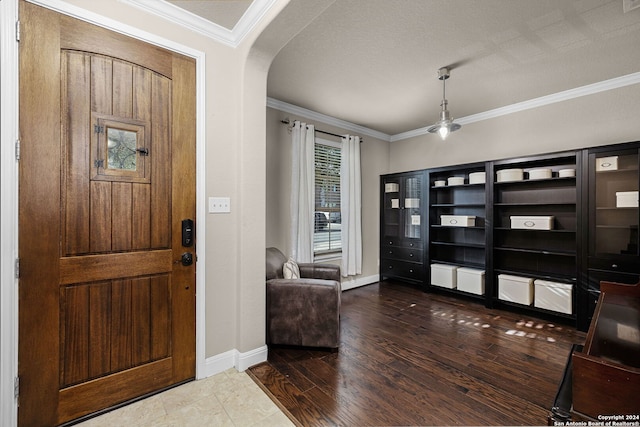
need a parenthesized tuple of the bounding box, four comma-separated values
(314, 138, 341, 255)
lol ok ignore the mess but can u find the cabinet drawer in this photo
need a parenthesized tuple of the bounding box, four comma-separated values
(382, 237, 421, 249)
(381, 246, 423, 262)
(381, 259, 425, 282)
(588, 257, 640, 274)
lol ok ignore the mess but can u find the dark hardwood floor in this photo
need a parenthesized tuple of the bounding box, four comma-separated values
(248, 281, 586, 426)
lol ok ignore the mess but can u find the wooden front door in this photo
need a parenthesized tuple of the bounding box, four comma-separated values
(18, 2, 197, 425)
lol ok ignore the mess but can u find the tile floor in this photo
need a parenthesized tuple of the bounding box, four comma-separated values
(76, 369, 295, 427)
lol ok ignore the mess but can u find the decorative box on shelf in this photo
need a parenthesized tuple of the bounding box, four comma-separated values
(595, 156, 618, 171)
(431, 264, 457, 289)
(510, 215, 554, 230)
(534, 279, 573, 314)
(385, 183, 399, 192)
(441, 215, 476, 227)
(498, 274, 534, 305)
(528, 168, 552, 180)
(496, 168, 524, 182)
(447, 176, 465, 186)
(405, 198, 420, 208)
(457, 267, 485, 295)
(616, 191, 639, 208)
(468, 172, 486, 184)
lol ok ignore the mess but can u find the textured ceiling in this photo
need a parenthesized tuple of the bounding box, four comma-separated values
(166, 0, 252, 30)
(167, 0, 640, 136)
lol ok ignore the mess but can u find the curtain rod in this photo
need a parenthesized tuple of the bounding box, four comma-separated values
(280, 118, 363, 142)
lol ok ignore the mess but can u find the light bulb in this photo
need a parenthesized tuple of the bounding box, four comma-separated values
(438, 124, 449, 140)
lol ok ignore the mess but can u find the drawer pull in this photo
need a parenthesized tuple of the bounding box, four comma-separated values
(612, 264, 618, 268)
(409, 253, 413, 257)
(524, 221, 535, 227)
(409, 269, 414, 273)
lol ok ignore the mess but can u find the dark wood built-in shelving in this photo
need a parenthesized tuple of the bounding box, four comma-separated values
(380, 141, 640, 331)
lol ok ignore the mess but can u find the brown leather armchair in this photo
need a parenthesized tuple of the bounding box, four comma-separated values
(266, 247, 341, 350)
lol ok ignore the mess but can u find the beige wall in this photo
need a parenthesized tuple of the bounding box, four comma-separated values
(389, 84, 640, 172)
(265, 107, 390, 287)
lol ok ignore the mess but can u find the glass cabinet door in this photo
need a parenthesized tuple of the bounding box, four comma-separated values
(592, 151, 639, 257)
(382, 177, 401, 238)
(403, 177, 422, 239)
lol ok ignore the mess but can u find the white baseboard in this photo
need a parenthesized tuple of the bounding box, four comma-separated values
(341, 274, 379, 291)
(199, 345, 268, 378)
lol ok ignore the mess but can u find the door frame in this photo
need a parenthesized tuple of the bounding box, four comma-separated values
(1, 1, 207, 425)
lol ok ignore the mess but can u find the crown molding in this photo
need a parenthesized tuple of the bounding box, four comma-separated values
(267, 98, 392, 141)
(271, 71, 640, 144)
(120, 0, 278, 48)
(391, 71, 640, 142)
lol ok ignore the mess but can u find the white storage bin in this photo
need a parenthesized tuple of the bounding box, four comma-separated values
(510, 216, 554, 230)
(431, 264, 457, 288)
(496, 168, 524, 182)
(391, 199, 399, 208)
(559, 168, 576, 178)
(405, 198, 420, 208)
(448, 176, 465, 186)
(498, 274, 534, 305)
(441, 215, 476, 227)
(468, 172, 486, 184)
(534, 280, 573, 314)
(434, 180, 446, 187)
(385, 183, 399, 192)
(596, 156, 618, 171)
(616, 191, 639, 208)
(457, 268, 485, 295)
(528, 168, 552, 180)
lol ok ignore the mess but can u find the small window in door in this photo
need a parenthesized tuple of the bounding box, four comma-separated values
(91, 113, 150, 183)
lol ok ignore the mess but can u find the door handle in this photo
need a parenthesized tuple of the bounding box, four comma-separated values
(180, 252, 193, 266)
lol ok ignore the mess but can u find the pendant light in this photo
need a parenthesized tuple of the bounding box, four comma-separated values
(427, 67, 461, 140)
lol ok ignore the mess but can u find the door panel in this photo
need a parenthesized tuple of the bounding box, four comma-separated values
(19, 2, 196, 425)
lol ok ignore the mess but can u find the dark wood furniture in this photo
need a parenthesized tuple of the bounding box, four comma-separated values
(582, 143, 640, 330)
(491, 152, 580, 318)
(572, 280, 640, 419)
(427, 162, 487, 301)
(380, 140, 640, 331)
(380, 171, 426, 284)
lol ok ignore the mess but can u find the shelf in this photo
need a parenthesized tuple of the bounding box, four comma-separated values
(494, 227, 575, 233)
(495, 268, 576, 283)
(496, 299, 576, 320)
(494, 202, 575, 207)
(495, 176, 576, 185)
(432, 203, 485, 208)
(595, 224, 638, 229)
(431, 241, 485, 249)
(596, 206, 638, 211)
(431, 183, 485, 189)
(595, 167, 638, 174)
(430, 259, 485, 269)
(494, 246, 576, 257)
(432, 225, 485, 230)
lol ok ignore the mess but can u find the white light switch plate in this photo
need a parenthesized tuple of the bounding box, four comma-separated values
(209, 197, 231, 213)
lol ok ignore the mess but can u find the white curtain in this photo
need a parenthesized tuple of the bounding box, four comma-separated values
(340, 135, 362, 276)
(289, 121, 315, 263)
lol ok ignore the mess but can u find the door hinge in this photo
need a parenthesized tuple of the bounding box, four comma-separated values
(15, 258, 19, 279)
(16, 20, 20, 42)
(94, 124, 104, 134)
(15, 139, 20, 161)
(14, 376, 19, 401)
